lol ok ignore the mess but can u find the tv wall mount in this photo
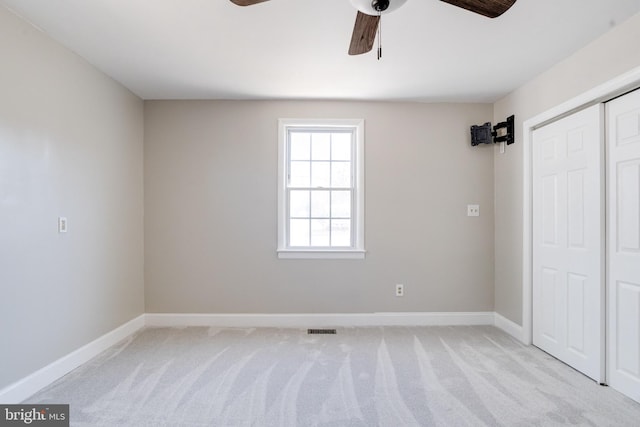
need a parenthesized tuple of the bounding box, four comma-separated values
(471, 115, 515, 147)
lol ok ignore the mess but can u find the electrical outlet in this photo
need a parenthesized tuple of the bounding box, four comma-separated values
(58, 217, 68, 233)
(395, 284, 404, 297)
(467, 204, 480, 217)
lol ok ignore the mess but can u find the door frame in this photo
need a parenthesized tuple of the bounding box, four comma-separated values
(521, 66, 640, 346)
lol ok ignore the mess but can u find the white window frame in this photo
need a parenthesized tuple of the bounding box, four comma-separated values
(277, 118, 365, 259)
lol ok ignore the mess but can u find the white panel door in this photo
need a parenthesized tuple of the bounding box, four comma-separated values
(532, 104, 605, 382)
(607, 89, 640, 403)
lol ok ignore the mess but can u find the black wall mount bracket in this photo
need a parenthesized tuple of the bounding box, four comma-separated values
(493, 115, 515, 145)
(470, 115, 515, 147)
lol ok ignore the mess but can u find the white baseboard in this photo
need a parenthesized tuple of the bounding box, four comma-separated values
(0, 314, 146, 404)
(144, 311, 496, 328)
(493, 312, 525, 343)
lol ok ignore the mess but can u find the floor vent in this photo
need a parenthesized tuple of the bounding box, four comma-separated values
(307, 329, 337, 335)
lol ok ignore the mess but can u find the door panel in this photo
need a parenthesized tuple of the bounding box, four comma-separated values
(567, 273, 586, 355)
(607, 89, 640, 403)
(533, 104, 604, 382)
(567, 170, 586, 248)
(541, 175, 558, 245)
(617, 160, 640, 251)
(541, 268, 558, 341)
(616, 282, 640, 377)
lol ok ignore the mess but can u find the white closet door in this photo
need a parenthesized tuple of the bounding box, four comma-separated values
(532, 104, 605, 382)
(607, 89, 640, 403)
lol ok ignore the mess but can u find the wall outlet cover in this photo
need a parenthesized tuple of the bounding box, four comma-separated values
(58, 217, 68, 233)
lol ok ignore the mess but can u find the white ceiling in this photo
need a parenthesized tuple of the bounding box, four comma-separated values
(2, 0, 640, 102)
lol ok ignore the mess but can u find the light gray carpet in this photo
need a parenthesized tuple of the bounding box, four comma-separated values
(26, 326, 640, 426)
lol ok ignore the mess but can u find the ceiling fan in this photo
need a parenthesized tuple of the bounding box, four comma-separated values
(230, 0, 516, 56)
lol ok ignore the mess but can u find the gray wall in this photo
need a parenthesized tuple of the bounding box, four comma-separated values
(493, 11, 640, 325)
(0, 7, 144, 389)
(144, 101, 494, 314)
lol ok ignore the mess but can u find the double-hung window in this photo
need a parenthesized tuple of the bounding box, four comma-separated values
(278, 119, 365, 259)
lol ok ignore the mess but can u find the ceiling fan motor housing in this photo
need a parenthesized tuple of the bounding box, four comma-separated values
(372, 0, 390, 12)
(350, 0, 407, 16)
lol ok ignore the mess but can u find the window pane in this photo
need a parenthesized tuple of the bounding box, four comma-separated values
(290, 219, 310, 246)
(289, 190, 310, 217)
(331, 161, 351, 187)
(290, 132, 310, 160)
(331, 219, 351, 247)
(311, 161, 330, 188)
(290, 161, 310, 187)
(331, 191, 351, 218)
(312, 133, 331, 160)
(311, 219, 330, 247)
(311, 191, 330, 218)
(332, 133, 351, 161)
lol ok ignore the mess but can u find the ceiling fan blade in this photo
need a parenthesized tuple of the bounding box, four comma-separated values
(349, 11, 380, 55)
(440, 0, 516, 18)
(230, 0, 270, 6)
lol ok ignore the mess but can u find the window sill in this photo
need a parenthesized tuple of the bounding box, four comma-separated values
(277, 249, 366, 260)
